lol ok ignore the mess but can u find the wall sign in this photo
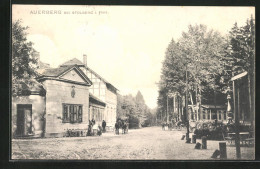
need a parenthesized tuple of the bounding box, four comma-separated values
(71, 86, 75, 98)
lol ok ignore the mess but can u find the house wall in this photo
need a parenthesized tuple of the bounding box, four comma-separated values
(42, 80, 89, 137)
(105, 88, 117, 126)
(89, 103, 105, 125)
(80, 67, 117, 128)
(188, 107, 227, 123)
(12, 95, 45, 138)
(80, 67, 106, 102)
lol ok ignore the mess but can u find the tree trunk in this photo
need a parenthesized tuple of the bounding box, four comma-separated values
(199, 82, 202, 121)
(248, 75, 252, 123)
(195, 84, 198, 121)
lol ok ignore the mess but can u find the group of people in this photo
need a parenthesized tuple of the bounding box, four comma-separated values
(161, 122, 171, 130)
(86, 118, 129, 136)
(115, 119, 128, 135)
(87, 119, 107, 136)
(161, 120, 185, 131)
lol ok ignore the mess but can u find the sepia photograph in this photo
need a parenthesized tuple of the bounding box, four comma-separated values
(11, 5, 255, 160)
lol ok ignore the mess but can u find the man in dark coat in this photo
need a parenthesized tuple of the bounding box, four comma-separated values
(102, 120, 106, 132)
(115, 122, 119, 135)
(91, 118, 95, 125)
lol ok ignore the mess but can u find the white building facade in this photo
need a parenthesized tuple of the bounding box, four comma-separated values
(61, 56, 118, 128)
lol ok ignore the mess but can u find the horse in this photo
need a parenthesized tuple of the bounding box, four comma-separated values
(162, 122, 165, 130)
(122, 121, 128, 134)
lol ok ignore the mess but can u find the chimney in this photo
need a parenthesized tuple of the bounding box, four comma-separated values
(83, 54, 87, 66)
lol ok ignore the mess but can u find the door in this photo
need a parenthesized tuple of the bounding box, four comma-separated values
(16, 104, 32, 136)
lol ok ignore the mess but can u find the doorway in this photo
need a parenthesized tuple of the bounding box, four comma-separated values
(16, 104, 33, 137)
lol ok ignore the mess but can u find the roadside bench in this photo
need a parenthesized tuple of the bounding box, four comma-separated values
(224, 135, 235, 144)
(225, 132, 253, 145)
(64, 129, 87, 137)
(244, 138, 254, 145)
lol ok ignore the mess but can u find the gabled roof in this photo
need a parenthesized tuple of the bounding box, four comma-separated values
(39, 61, 50, 69)
(60, 58, 119, 92)
(60, 58, 85, 66)
(37, 65, 92, 86)
(37, 65, 74, 77)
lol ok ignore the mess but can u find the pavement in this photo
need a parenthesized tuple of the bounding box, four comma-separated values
(11, 126, 254, 160)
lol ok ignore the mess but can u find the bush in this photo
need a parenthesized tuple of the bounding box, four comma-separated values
(128, 115, 140, 129)
(194, 127, 224, 140)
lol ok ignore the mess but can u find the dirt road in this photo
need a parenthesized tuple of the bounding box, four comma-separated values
(12, 126, 254, 160)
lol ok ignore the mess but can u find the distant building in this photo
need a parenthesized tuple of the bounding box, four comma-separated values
(188, 104, 227, 123)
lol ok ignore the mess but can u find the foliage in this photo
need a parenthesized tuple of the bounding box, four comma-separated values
(157, 17, 255, 120)
(12, 20, 39, 96)
(157, 24, 226, 121)
(117, 91, 156, 128)
(128, 115, 140, 129)
(220, 16, 255, 93)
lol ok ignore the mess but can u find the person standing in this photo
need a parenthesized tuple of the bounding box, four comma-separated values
(115, 122, 119, 135)
(91, 118, 95, 125)
(102, 120, 106, 132)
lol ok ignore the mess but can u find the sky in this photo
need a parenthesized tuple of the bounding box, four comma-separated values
(12, 5, 254, 109)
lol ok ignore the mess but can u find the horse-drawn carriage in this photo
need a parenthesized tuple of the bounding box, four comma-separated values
(115, 119, 128, 135)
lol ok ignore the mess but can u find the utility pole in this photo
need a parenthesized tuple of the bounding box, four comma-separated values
(185, 67, 190, 140)
(173, 94, 176, 121)
(167, 95, 169, 124)
(233, 80, 241, 159)
(213, 74, 217, 123)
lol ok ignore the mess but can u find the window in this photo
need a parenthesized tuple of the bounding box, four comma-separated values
(207, 110, 210, 119)
(63, 104, 83, 123)
(203, 110, 206, 119)
(219, 111, 222, 120)
(223, 111, 226, 120)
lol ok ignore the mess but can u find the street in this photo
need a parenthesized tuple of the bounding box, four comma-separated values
(12, 126, 254, 160)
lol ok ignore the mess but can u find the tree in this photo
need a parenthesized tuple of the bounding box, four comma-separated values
(116, 91, 153, 128)
(158, 24, 227, 121)
(135, 91, 145, 105)
(12, 20, 39, 96)
(157, 39, 187, 122)
(221, 16, 254, 84)
(220, 16, 255, 123)
(116, 93, 125, 118)
(178, 24, 226, 102)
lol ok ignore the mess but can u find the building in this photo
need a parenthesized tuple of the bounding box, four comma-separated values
(12, 55, 118, 138)
(60, 55, 118, 128)
(12, 65, 93, 138)
(231, 71, 254, 127)
(188, 104, 227, 123)
(12, 80, 46, 138)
